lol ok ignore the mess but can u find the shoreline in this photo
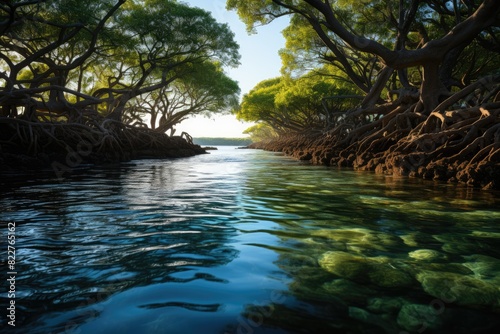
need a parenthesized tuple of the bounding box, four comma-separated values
(0, 121, 206, 177)
(1, 119, 498, 191)
(247, 133, 500, 191)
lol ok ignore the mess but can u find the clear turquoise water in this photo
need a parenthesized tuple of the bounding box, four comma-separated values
(1, 147, 500, 334)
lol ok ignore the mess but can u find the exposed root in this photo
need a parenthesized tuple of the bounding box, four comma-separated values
(250, 77, 500, 190)
(0, 117, 206, 171)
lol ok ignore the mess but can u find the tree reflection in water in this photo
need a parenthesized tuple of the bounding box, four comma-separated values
(1, 162, 240, 332)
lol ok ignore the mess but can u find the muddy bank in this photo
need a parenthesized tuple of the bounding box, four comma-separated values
(249, 132, 500, 190)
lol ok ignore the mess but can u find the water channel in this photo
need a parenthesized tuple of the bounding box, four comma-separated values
(1, 147, 499, 333)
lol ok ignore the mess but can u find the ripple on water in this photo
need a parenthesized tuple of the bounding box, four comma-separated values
(1, 148, 499, 333)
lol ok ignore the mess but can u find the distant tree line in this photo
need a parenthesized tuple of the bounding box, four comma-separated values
(194, 137, 252, 146)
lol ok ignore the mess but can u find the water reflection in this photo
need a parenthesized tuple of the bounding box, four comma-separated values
(1, 148, 499, 333)
(1, 157, 242, 333)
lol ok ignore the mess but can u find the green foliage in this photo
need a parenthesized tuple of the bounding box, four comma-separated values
(226, 0, 287, 32)
(243, 123, 278, 142)
(1, 0, 241, 129)
(236, 77, 282, 129)
(280, 15, 324, 77)
(120, 0, 240, 68)
(235, 73, 359, 133)
(123, 61, 240, 133)
(176, 61, 240, 116)
(227, 0, 500, 113)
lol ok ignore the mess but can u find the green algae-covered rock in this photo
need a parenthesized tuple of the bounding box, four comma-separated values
(470, 231, 500, 239)
(434, 233, 500, 257)
(397, 303, 443, 332)
(368, 263, 414, 288)
(278, 253, 318, 270)
(313, 228, 405, 253)
(424, 263, 474, 275)
(319, 251, 371, 282)
(408, 249, 447, 262)
(462, 254, 500, 280)
(401, 232, 431, 247)
(416, 271, 500, 307)
(349, 306, 399, 333)
(289, 268, 344, 303)
(322, 279, 378, 304)
(319, 251, 414, 288)
(367, 297, 408, 314)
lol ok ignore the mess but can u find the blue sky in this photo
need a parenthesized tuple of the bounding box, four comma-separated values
(176, 0, 289, 138)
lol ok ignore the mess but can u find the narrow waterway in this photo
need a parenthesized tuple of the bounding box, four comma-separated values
(1, 147, 499, 333)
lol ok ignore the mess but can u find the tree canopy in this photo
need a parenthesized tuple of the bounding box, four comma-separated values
(0, 0, 242, 170)
(0, 0, 240, 127)
(228, 0, 500, 113)
(236, 73, 359, 133)
(228, 0, 500, 188)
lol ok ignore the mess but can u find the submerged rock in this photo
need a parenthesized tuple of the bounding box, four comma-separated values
(312, 227, 405, 253)
(322, 279, 378, 305)
(470, 231, 500, 239)
(462, 254, 500, 282)
(434, 233, 500, 257)
(349, 306, 400, 333)
(369, 263, 415, 288)
(408, 249, 448, 262)
(279, 253, 318, 270)
(366, 297, 408, 314)
(319, 251, 414, 288)
(424, 263, 473, 275)
(416, 271, 500, 307)
(397, 303, 444, 332)
(319, 251, 370, 282)
(400, 232, 429, 247)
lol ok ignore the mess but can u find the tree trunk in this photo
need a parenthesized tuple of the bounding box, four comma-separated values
(361, 67, 394, 108)
(439, 43, 468, 89)
(419, 62, 449, 114)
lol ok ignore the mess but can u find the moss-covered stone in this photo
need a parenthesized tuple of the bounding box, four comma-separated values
(463, 254, 500, 280)
(397, 303, 443, 332)
(408, 249, 447, 262)
(401, 232, 429, 247)
(322, 279, 378, 305)
(424, 263, 474, 275)
(366, 297, 408, 314)
(416, 271, 500, 307)
(434, 234, 499, 257)
(319, 251, 371, 282)
(319, 251, 414, 288)
(368, 264, 414, 288)
(278, 253, 318, 270)
(313, 228, 405, 253)
(470, 231, 500, 239)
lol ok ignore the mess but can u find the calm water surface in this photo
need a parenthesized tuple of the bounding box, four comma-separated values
(1, 147, 500, 334)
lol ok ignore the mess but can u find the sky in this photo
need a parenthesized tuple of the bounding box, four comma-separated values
(176, 0, 289, 138)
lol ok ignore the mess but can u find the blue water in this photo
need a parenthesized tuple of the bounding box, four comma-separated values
(1, 147, 500, 333)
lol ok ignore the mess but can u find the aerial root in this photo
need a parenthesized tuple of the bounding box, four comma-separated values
(0, 118, 205, 170)
(250, 78, 500, 189)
